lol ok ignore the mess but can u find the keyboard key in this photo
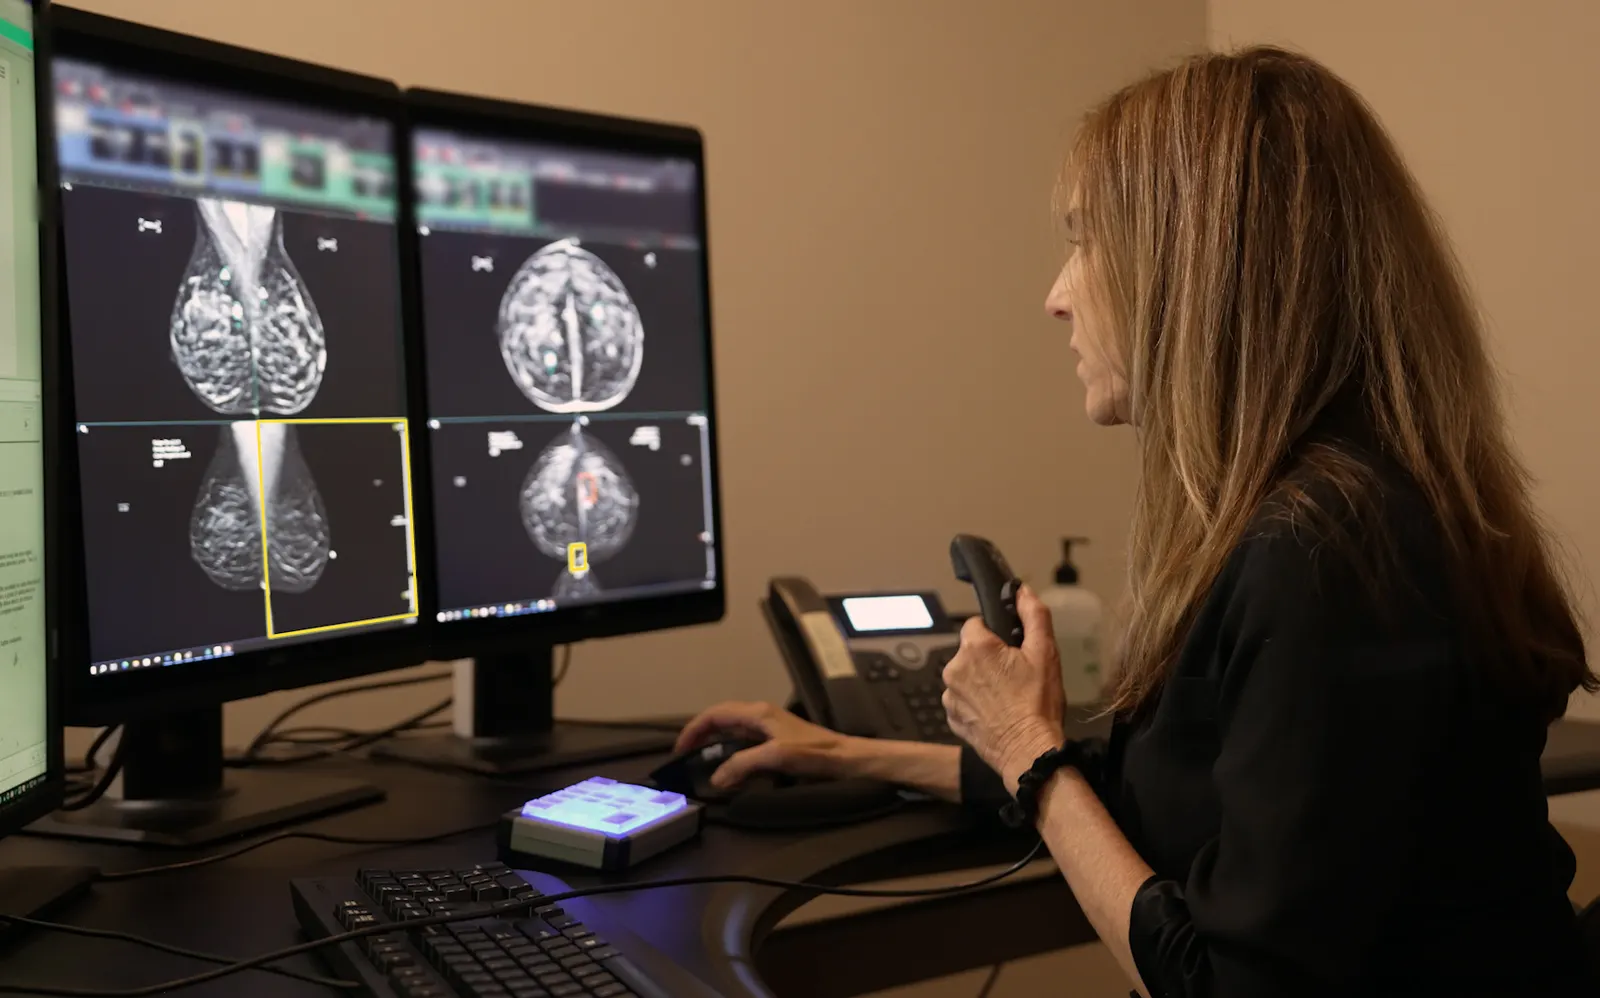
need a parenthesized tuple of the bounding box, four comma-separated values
(548, 985, 584, 997)
(475, 987, 510, 997)
(478, 862, 509, 873)
(399, 985, 449, 998)
(475, 882, 508, 901)
(546, 944, 581, 960)
(483, 957, 517, 972)
(458, 971, 496, 989)
(558, 954, 592, 970)
(545, 914, 576, 929)
(587, 946, 620, 961)
(590, 985, 631, 998)
(561, 926, 591, 940)
(535, 971, 574, 987)
(375, 951, 416, 972)
(509, 989, 550, 998)
(570, 965, 607, 980)
(574, 937, 607, 950)
(441, 883, 474, 902)
(488, 926, 521, 942)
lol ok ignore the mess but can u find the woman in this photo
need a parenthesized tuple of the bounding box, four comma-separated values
(677, 47, 1598, 996)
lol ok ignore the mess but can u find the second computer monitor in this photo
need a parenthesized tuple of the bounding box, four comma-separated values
(410, 91, 723, 653)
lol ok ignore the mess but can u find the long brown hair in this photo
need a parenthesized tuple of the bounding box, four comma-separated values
(1069, 46, 1596, 721)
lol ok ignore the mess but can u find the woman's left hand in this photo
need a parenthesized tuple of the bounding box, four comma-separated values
(942, 584, 1068, 792)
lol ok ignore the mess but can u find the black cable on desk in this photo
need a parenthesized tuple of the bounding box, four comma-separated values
(0, 915, 358, 990)
(976, 963, 1004, 998)
(4, 839, 1046, 996)
(259, 721, 453, 747)
(58, 735, 125, 812)
(64, 726, 118, 776)
(95, 819, 502, 883)
(237, 670, 452, 761)
(228, 698, 452, 768)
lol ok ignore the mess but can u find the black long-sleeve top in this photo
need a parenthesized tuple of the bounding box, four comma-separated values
(962, 467, 1594, 997)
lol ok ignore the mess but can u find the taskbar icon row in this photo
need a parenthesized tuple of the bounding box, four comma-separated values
(90, 642, 237, 676)
(437, 600, 558, 623)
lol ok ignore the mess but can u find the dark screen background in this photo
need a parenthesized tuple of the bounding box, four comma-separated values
(418, 232, 708, 418)
(429, 418, 710, 609)
(61, 185, 406, 423)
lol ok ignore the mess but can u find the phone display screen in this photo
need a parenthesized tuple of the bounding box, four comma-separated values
(839, 594, 937, 633)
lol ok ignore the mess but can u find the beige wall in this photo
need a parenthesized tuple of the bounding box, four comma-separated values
(1209, 0, 1600, 718)
(61, 0, 1205, 751)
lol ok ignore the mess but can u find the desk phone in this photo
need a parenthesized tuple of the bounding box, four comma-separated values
(762, 582, 962, 742)
(762, 535, 1022, 743)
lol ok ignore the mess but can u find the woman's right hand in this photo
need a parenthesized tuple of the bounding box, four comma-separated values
(673, 701, 855, 790)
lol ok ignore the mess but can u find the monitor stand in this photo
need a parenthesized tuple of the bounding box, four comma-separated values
(369, 649, 676, 777)
(0, 866, 97, 939)
(24, 706, 383, 847)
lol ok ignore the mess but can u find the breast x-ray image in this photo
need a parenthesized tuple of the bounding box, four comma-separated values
(60, 180, 415, 659)
(418, 225, 714, 605)
(427, 419, 711, 612)
(520, 420, 640, 598)
(190, 421, 329, 594)
(171, 199, 327, 416)
(61, 184, 406, 424)
(498, 238, 646, 598)
(498, 238, 645, 414)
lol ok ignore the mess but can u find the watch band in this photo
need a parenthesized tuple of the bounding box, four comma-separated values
(999, 739, 1087, 829)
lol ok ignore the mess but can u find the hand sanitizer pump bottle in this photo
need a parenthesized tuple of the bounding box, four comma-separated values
(1039, 537, 1104, 705)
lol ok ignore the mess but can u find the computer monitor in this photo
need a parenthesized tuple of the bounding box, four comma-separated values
(0, 0, 95, 921)
(379, 89, 723, 774)
(31, 7, 429, 845)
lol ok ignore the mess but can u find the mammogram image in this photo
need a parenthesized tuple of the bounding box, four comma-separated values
(189, 421, 330, 594)
(171, 199, 326, 415)
(520, 422, 639, 597)
(497, 238, 643, 413)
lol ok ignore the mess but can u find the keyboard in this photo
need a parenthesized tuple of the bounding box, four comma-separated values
(291, 862, 723, 998)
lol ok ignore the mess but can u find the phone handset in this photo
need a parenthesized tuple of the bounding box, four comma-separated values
(763, 577, 890, 737)
(949, 534, 1025, 646)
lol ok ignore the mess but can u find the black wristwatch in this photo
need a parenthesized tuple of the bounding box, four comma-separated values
(999, 740, 1089, 829)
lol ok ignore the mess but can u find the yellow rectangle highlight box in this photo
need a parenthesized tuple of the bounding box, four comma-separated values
(251, 416, 419, 640)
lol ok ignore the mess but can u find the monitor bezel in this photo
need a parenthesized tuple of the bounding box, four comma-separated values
(44, 7, 436, 726)
(0, 0, 63, 836)
(404, 87, 726, 659)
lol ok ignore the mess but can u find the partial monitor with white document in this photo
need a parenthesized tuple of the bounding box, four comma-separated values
(0, 0, 95, 926)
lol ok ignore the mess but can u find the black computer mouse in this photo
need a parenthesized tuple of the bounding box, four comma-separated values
(649, 736, 764, 803)
(650, 736, 907, 831)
